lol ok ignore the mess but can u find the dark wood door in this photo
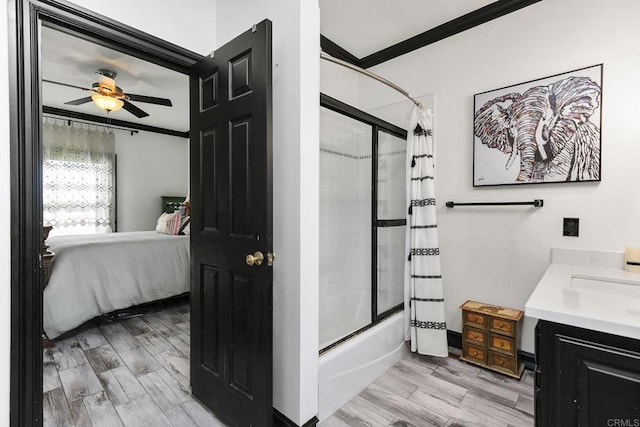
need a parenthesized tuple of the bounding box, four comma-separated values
(189, 20, 273, 427)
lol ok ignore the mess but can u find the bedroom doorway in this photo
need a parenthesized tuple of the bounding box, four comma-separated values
(9, 2, 274, 426)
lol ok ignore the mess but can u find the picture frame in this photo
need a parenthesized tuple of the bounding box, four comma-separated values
(473, 64, 603, 187)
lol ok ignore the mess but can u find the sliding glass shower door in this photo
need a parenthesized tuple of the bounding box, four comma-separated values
(319, 107, 372, 349)
(319, 96, 407, 351)
(376, 130, 406, 315)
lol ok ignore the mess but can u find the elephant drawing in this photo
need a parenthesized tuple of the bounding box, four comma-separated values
(474, 75, 601, 183)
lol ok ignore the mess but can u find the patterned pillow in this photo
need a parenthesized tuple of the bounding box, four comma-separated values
(156, 211, 182, 235)
(179, 215, 191, 235)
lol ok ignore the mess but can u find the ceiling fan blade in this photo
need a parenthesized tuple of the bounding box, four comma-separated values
(43, 79, 91, 91)
(122, 100, 149, 118)
(126, 93, 173, 106)
(64, 96, 93, 106)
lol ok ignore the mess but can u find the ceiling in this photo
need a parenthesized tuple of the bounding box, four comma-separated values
(41, 25, 189, 133)
(320, 0, 497, 58)
(41, 1, 505, 133)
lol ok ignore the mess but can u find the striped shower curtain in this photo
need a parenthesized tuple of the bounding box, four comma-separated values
(404, 106, 449, 357)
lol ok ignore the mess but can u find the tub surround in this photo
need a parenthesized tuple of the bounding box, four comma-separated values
(318, 311, 407, 422)
(525, 248, 640, 340)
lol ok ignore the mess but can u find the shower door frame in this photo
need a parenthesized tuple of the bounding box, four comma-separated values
(320, 93, 408, 354)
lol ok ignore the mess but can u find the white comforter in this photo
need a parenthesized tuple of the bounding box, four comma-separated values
(44, 231, 190, 339)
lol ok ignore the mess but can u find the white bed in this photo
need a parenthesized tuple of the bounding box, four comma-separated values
(43, 231, 190, 339)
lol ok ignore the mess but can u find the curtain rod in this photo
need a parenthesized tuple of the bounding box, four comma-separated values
(320, 51, 424, 110)
(42, 114, 139, 135)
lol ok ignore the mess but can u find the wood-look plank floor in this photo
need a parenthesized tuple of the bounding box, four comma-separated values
(46, 304, 534, 427)
(320, 349, 535, 427)
(43, 303, 227, 427)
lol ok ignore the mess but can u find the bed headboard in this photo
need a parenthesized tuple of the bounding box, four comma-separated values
(161, 196, 185, 213)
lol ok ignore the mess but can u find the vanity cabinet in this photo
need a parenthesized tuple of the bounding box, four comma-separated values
(535, 320, 640, 426)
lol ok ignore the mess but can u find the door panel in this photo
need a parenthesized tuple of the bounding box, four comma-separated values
(578, 359, 640, 425)
(230, 117, 252, 236)
(190, 20, 272, 427)
(200, 129, 220, 233)
(201, 265, 220, 375)
(556, 333, 640, 426)
(229, 51, 253, 99)
(230, 271, 253, 396)
(200, 71, 219, 110)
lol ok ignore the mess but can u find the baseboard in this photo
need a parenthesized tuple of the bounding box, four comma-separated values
(273, 409, 318, 427)
(447, 329, 462, 350)
(447, 330, 536, 371)
(519, 350, 536, 371)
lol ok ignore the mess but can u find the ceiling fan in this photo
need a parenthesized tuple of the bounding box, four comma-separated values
(43, 69, 173, 118)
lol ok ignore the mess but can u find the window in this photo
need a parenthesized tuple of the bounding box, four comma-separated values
(42, 119, 116, 236)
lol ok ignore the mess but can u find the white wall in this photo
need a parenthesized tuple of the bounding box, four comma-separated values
(67, 0, 217, 55)
(362, 0, 640, 352)
(114, 130, 188, 231)
(216, 2, 320, 424)
(320, 61, 360, 106)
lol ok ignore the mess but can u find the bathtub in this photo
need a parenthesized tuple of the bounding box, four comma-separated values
(318, 310, 408, 421)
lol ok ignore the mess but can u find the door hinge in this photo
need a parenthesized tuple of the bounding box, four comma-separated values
(252, 24, 257, 33)
(267, 252, 276, 267)
(208, 51, 215, 58)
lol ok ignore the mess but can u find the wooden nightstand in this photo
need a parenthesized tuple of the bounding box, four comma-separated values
(460, 300, 524, 379)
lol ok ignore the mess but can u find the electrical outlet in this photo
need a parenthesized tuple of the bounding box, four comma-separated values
(563, 217, 579, 237)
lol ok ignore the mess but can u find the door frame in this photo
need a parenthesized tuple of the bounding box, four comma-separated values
(8, 0, 201, 424)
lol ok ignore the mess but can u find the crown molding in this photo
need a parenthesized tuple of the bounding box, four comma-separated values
(321, 0, 542, 69)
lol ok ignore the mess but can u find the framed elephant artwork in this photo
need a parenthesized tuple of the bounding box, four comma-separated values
(473, 64, 603, 186)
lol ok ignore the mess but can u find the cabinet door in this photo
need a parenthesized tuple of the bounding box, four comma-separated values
(557, 335, 640, 426)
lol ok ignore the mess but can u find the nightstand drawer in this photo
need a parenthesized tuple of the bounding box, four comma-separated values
(463, 343, 487, 364)
(489, 334, 516, 356)
(488, 351, 518, 375)
(490, 317, 516, 337)
(464, 311, 487, 329)
(464, 328, 487, 346)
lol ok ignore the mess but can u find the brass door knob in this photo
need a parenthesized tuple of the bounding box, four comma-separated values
(246, 251, 264, 266)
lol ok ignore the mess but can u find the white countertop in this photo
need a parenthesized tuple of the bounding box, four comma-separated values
(525, 249, 640, 340)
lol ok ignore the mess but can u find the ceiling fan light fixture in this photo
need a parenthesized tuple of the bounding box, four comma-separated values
(91, 94, 124, 112)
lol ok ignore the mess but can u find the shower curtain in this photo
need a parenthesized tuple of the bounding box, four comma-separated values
(404, 106, 448, 357)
